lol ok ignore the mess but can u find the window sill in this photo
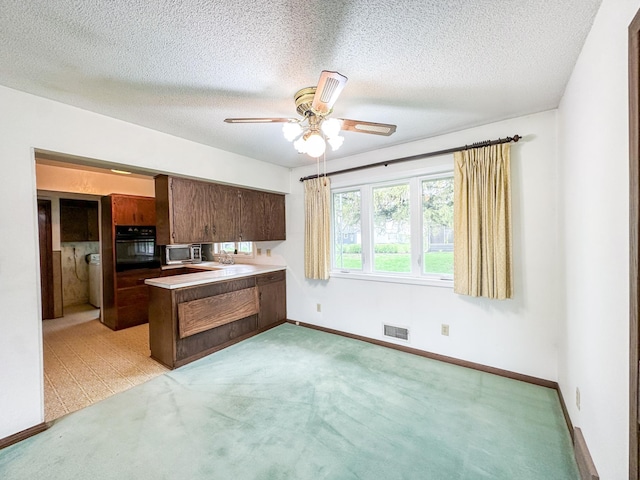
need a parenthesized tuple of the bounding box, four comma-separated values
(330, 270, 454, 288)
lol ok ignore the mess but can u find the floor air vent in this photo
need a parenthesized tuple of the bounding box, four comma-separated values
(384, 325, 409, 340)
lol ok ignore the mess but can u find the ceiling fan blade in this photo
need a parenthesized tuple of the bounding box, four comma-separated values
(224, 118, 294, 123)
(339, 119, 397, 136)
(312, 71, 348, 115)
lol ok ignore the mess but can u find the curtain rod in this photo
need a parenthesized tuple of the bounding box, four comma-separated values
(299, 134, 521, 182)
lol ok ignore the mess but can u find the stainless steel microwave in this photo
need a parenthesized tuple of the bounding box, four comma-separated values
(164, 244, 202, 265)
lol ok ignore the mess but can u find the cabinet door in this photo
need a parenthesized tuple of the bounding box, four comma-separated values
(263, 192, 286, 241)
(210, 184, 239, 242)
(87, 203, 99, 241)
(116, 285, 150, 329)
(112, 196, 156, 226)
(239, 190, 285, 242)
(239, 188, 264, 242)
(257, 271, 286, 329)
(170, 177, 212, 243)
(136, 197, 156, 225)
(112, 196, 138, 225)
(170, 178, 239, 243)
(60, 199, 99, 242)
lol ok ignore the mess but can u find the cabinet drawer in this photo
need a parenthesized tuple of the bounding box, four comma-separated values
(160, 267, 201, 277)
(114, 284, 150, 329)
(178, 287, 259, 338)
(117, 269, 161, 288)
(117, 302, 149, 329)
(117, 285, 150, 306)
(255, 270, 285, 286)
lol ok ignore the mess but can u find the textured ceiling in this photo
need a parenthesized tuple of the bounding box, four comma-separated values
(0, 0, 601, 168)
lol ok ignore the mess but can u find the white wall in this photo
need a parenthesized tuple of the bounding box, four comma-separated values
(0, 85, 289, 440)
(286, 110, 561, 381)
(36, 164, 156, 198)
(557, 0, 638, 478)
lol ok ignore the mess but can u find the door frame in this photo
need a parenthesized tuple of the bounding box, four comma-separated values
(37, 199, 54, 320)
(629, 7, 640, 479)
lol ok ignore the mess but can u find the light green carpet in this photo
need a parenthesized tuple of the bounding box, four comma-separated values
(0, 323, 579, 479)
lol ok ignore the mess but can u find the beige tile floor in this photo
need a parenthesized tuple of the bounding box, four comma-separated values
(42, 304, 168, 422)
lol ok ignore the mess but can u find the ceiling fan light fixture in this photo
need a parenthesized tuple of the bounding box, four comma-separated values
(328, 135, 344, 151)
(304, 133, 326, 158)
(294, 136, 308, 154)
(282, 122, 303, 141)
(321, 118, 342, 138)
(225, 71, 396, 159)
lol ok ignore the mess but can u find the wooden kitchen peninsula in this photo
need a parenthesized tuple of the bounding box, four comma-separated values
(145, 263, 286, 369)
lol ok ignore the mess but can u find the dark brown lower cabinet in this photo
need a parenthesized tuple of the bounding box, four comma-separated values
(257, 270, 287, 329)
(148, 270, 286, 369)
(103, 268, 161, 330)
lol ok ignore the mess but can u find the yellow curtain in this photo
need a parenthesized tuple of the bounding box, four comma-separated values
(453, 143, 512, 299)
(304, 177, 331, 280)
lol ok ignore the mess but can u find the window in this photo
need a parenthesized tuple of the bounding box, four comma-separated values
(422, 177, 454, 276)
(373, 183, 411, 273)
(213, 242, 254, 256)
(331, 171, 453, 284)
(333, 190, 362, 270)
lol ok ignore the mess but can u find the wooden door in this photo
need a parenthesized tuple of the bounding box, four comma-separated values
(630, 8, 640, 479)
(37, 199, 54, 320)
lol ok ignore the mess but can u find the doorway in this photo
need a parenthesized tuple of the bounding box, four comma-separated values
(35, 154, 163, 421)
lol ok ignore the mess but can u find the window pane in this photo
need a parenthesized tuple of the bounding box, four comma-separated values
(333, 190, 362, 270)
(237, 242, 253, 254)
(422, 177, 454, 275)
(214, 242, 253, 255)
(373, 184, 411, 273)
(217, 242, 236, 253)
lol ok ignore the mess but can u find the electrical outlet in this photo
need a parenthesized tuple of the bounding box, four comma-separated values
(266, 249, 271, 257)
(576, 387, 581, 410)
(441, 324, 450, 336)
(316, 303, 321, 313)
(257, 248, 262, 255)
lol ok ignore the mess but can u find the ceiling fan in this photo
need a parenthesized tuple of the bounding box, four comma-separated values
(224, 71, 397, 158)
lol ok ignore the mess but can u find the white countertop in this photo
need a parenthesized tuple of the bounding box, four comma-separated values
(145, 262, 287, 289)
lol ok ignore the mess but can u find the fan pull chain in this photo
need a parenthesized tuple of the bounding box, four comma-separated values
(323, 150, 327, 186)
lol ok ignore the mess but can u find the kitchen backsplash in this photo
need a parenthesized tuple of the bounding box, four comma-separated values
(61, 242, 99, 307)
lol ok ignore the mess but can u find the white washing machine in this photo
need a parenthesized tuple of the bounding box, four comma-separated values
(88, 254, 101, 308)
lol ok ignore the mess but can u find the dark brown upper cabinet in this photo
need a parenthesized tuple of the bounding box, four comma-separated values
(110, 194, 156, 226)
(60, 199, 99, 242)
(155, 175, 286, 245)
(238, 186, 286, 242)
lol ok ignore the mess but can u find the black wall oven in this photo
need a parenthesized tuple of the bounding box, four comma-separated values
(115, 226, 161, 272)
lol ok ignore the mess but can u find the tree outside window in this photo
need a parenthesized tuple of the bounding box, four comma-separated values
(333, 190, 362, 270)
(373, 183, 411, 273)
(422, 177, 453, 275)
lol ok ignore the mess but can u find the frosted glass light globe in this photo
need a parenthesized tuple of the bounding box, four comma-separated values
(321, 118, 342, 138)
(305, 134, 326, 158)
(294, 137, 307, 153)
(328, 135, 344, 151)
(282, 122, 303, 141)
